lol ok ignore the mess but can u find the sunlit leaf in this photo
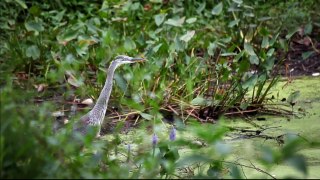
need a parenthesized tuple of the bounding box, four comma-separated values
(191, 96, 206, 106)
(249, 55, 259, 65)
(242, 74, 258, 89)
(186, 17, 197, 24)
(266, 48, 275, 57)
(196, 2, 206, 14)
(164, 16, 185, 27)
(124, 38, 136, 51)
(25, 21, 44, 32)
(228, 19, 240, 28)
(244, 42, 255, 56)
(14, 0, 27, 9)
(26, 45, 40, 60)
(208, 42, 217, 56)
(153, 43, 163, 53)
(180, 30, 195, 43)
(211, 2, 223, 15)
(304, 23, 312, 35)
(140, 113, 153, 120)
(261, 36, 269, 48)
(286, 155, 308, 175)
(114, 73, 127, 92)
(57, 29, 78, 43)
(154, 14, 166, 26)
(287, 90, 300, 104)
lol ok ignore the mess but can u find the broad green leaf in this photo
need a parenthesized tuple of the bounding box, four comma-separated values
(114, 73, 127, 92)
(164, 16, 185, 27)
(221, 53, 237, 56)
(191, 96, 206, 106)
(186, 17, 197, 24)
(140, 113, 153, 120)
(25, 21, 44, 32)
(261, 36, 269, 48)
(228, 19, 240, 28)
(154, 14, 166, 26)
(230, 165, 243, 179)
(286, 155, 307, 175)
(269, 33, 279, 46)
(26, 45, 40, 60)
(14, 0, 27, 9)
(207, 42, 217, 56)
(266, 48, 275, 57)
(211, 2, 223, 15)
(304, 23, 312, 35)
(302, 51, 314, 60)
(124, 38, 136, 51)
(196, 2, 206, 14)
(287, 91, 300, 104)
(242, 74, 258, 89)
(249, 55, 259, 65)
(262, 57, 275, 71)
(285, 28, 298, 39)
(57, 29, 78, 42)
(233, 51, 244, 62)
(232, 0, 243, 4)
(244, 43, 255, 56)
(180, 30, 195, 42)
(153, 43, 162, 53)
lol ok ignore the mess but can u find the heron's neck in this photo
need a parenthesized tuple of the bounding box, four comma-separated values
(91, 63, 117, 124)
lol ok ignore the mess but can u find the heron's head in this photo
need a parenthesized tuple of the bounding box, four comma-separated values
(112, 55, 145, 67)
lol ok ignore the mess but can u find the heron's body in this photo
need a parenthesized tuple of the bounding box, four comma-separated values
(72, 55, 144, 137)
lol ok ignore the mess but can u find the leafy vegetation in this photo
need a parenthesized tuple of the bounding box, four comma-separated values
(1, 0, 319, 178)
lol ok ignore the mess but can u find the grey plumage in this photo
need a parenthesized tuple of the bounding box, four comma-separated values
(72, 55, 145, 137)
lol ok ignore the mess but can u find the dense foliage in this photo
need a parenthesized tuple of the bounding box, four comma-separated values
(1, 0, 319, 178)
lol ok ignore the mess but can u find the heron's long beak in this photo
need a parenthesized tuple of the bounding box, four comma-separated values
(131, 57, 146, 62)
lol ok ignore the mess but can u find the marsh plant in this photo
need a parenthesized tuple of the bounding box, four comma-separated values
(1, 0, 318, 178)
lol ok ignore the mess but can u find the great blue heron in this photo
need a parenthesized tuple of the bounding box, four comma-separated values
(73, 55, 145, 137)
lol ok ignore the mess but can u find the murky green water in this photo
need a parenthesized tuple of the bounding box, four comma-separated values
(223, 77, 320, 178)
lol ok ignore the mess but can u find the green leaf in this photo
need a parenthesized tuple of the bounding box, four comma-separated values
(154, 14, 166, 26)
(57, 29, 78, 42)
(286, 155, 308, 175)
(221, 53, 237, 56)
(242, 74, 258, 89)
(191, 97, 206, 106)
(186, 17, 197, 24)
(266, 48, 275, 57)
(249, 55, 259, 65)
(124, 38, 136, 51)
(228, 19, 240, 28)
(233, 51, 244, 62)
(211, 2, 223, 15)
(25, 21, 44, 32)
(286, 28, 298, 39)
(207, 42, 217, 56)
(14, 0, 27, 9)
(139, 113, 153, 120)
(244, 43, 255, 56)
(164, 17, 185, 27)
(26, 45, 40, 60)
(114, 73, 127, 92)
(153, 43, 163, 53)
(304, 23, 312, 35)
(287, 91, 300, 104)
(180, 30, 195, 43)
(261, 36, 269, 48)
(302, 51, 314, 60)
